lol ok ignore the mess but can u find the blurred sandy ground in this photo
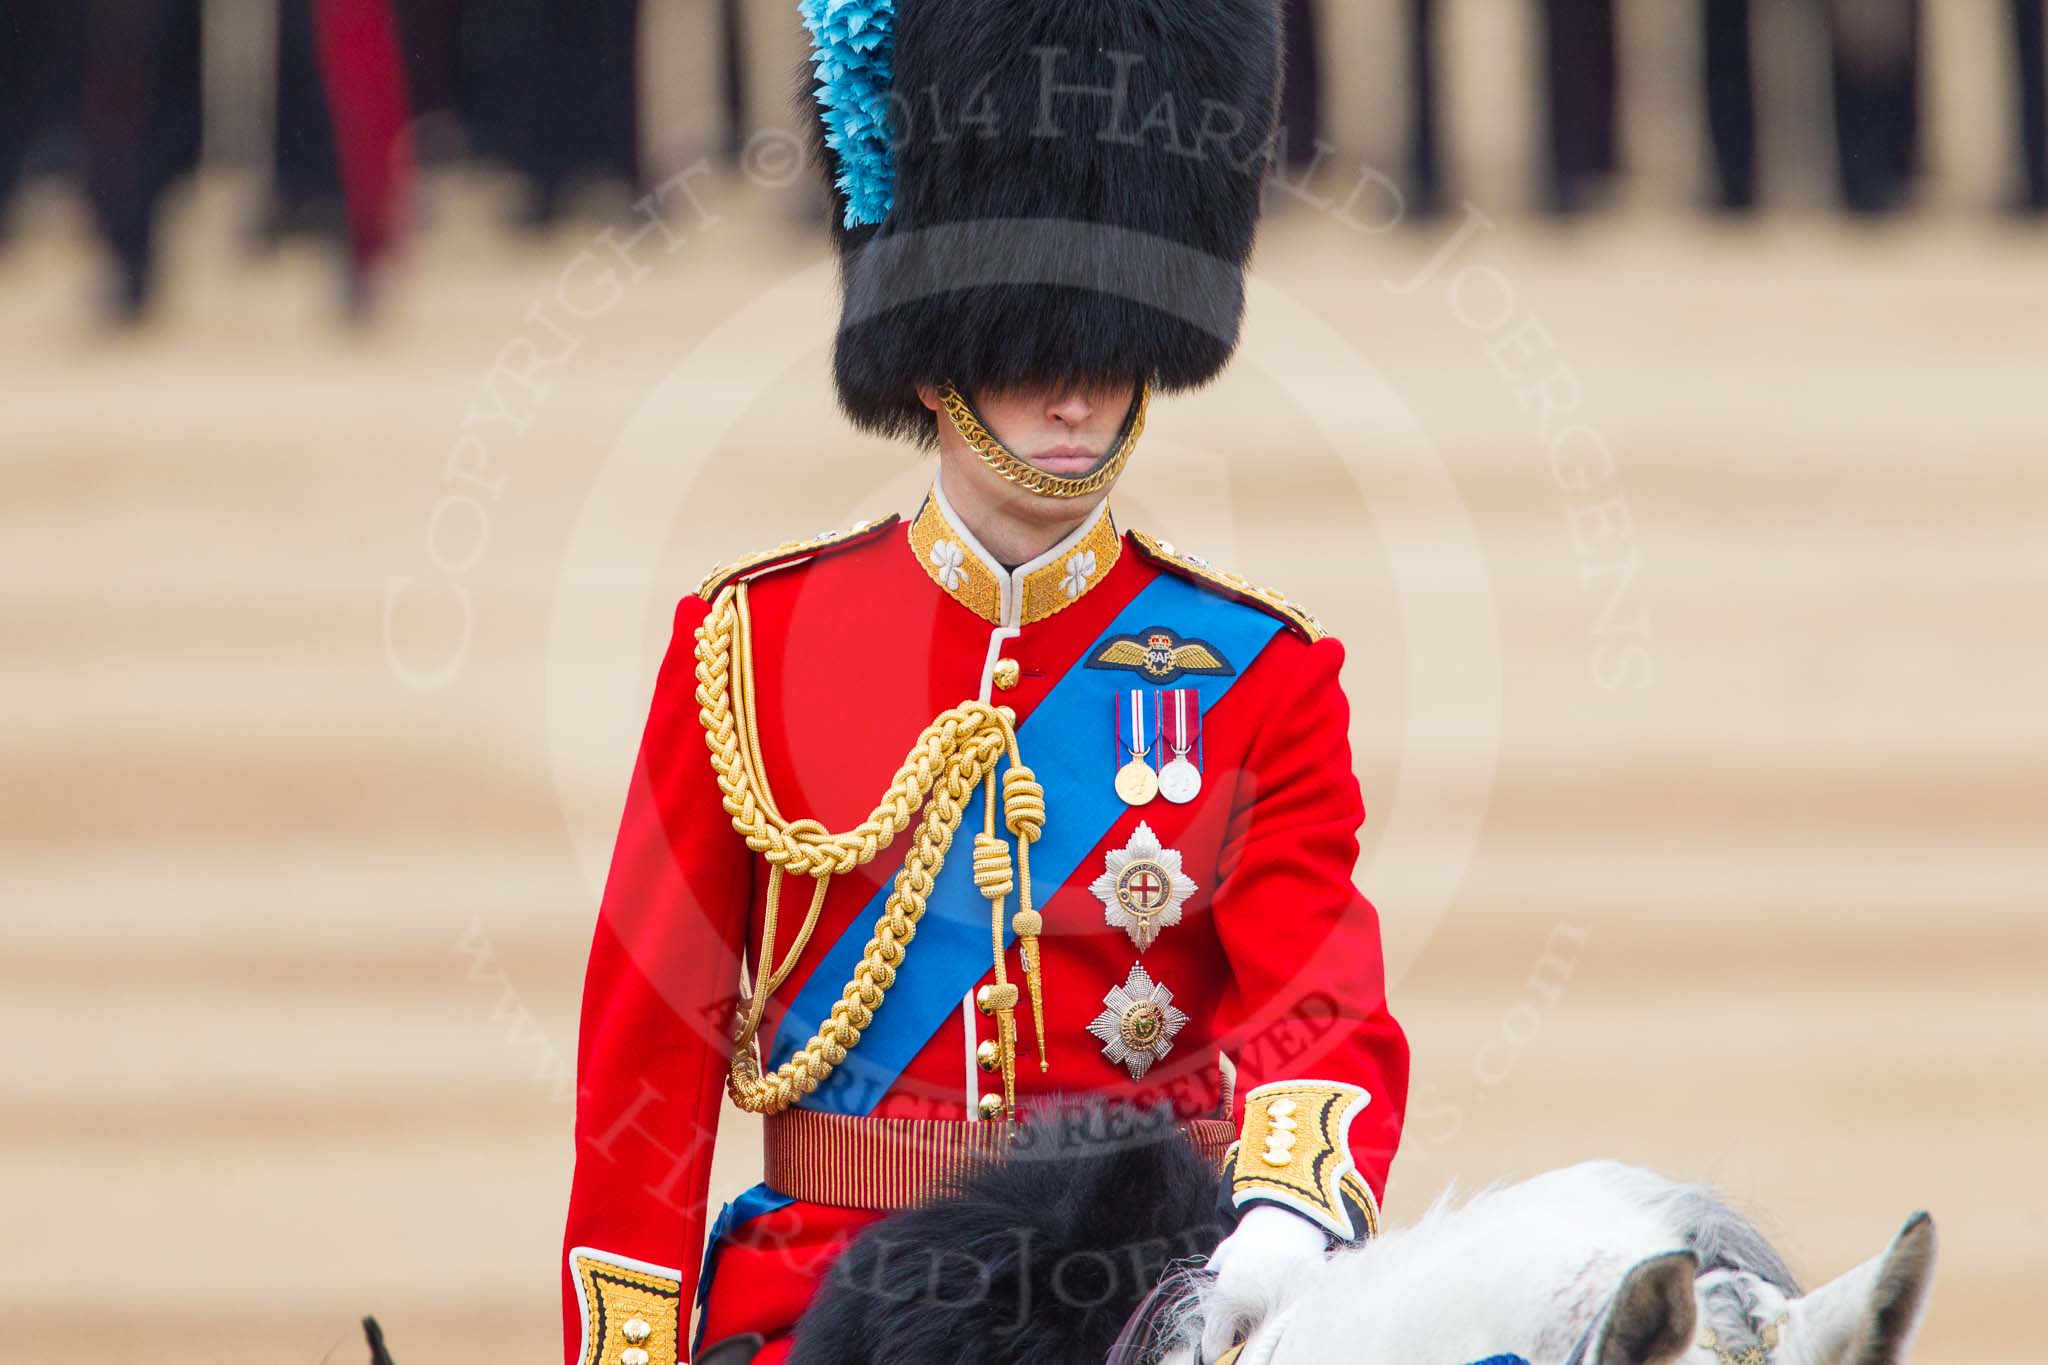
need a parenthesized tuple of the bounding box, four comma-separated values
(4, 9, 2048, 1363)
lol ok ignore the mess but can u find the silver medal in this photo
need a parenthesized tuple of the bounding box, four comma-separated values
(1157, 688, 1203, 804)
(1158, 756, 1202, 804)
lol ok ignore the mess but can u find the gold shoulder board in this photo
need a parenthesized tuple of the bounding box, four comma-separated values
(696, 514, 902, 601)
(1129, 530, 1326, 642)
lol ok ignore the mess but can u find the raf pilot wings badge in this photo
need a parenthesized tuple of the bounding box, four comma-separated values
(1087, 626, 1235, 685)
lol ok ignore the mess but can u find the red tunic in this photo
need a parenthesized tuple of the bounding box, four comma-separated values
(561, 489, 1409, 1364)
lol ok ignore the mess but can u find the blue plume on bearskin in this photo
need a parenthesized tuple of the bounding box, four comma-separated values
(799, 0, 897, 228)
(803, 0, 1286, 441)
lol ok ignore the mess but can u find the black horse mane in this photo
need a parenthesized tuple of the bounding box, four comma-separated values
(363, 1104, 1226, 1365)
(784, 1101, 1231, 1365)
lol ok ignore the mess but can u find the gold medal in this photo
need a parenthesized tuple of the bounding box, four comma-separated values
(1113, 689, 1158, 807)
(1115, 757, 1159, 806)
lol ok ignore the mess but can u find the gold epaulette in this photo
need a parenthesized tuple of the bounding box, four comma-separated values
(696, 515, 902, 601)
(1128, 530, 1326, 642)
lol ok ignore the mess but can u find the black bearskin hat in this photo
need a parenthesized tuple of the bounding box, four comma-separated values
(805, 0, 1284, 440)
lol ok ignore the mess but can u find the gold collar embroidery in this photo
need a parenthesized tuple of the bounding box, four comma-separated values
(907, 483, 1121, 627)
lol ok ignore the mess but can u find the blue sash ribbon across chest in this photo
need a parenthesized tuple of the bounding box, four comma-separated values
(765, 575, 1285, 1114)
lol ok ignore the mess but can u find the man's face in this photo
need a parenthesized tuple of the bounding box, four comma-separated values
(920, 378, 1140, 527)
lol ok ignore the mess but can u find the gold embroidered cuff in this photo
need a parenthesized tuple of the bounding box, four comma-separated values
(1227, 1079, 1378, 1242)
(570, 1248, 682, 1365)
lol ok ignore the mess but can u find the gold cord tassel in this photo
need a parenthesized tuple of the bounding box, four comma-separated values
(1012, 909, 1047, 1071)
(974, 789, 1022, 1116)
(1001, 764, 1049, 1071)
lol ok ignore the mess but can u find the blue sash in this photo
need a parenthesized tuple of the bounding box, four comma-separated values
(766, 575, 1285, 1114)
(690, 1182, 795, 1354)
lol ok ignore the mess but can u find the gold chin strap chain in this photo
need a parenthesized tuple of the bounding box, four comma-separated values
(937, 382, 1151, 500)
(694, 583, 1051, 1118)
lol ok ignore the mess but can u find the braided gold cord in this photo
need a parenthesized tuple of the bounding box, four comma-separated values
(696, 584, 1046, 1115)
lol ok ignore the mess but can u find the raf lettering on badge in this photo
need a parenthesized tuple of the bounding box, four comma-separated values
(1087, 626, 1235, 685)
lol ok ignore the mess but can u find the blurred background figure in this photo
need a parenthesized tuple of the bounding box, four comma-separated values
(9, 0, 2048, 317)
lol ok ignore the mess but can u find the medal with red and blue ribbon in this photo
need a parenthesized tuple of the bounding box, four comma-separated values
(1156, 687, 1203, 804)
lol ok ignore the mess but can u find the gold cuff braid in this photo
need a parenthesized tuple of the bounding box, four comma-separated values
(1228, 1079, 1380, 1242)
(694, 583, 1049, 1117)
(570, 1250, 680, 1365)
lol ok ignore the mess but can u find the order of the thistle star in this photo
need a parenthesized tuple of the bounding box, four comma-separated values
(1089, 820, 1198, 951)
(1087, 962, 1191, 1081)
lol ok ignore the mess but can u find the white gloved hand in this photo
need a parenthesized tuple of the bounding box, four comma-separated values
(1199, 1204, 1329, 1363)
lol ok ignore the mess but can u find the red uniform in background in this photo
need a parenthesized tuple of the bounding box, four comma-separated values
(561, 488, 1409, 1364)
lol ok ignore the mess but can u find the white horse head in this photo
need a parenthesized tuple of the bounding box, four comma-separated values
(1165, 1162, 1936, 1365)
(1673, 1215, 1937, 1365)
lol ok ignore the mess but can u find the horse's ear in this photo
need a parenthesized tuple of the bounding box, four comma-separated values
(1592, 1251, 1699, 1365)
(1788, 1212, 1938, 1364)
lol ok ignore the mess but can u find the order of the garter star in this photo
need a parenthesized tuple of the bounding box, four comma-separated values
(1090, 821, 1198, 952)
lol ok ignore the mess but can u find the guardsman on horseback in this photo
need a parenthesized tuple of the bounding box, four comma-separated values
(560, 2, 1409, 1361)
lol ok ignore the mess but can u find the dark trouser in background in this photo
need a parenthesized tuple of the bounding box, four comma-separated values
(83, 0, 202, 317)
(1703, 0, 1757, 210)
(1542, 0, 1619, 213)
(268, 0, 412, 309)
(1406, 0, 1445, 216)
(466, 0, 641, 226)
(2015, 0, 2048, 209)
(0, 0, 90, 235)
(1829, 0, 1921, 214)
(1279, 0, 1323, 170)
(720, 0, 748, 165)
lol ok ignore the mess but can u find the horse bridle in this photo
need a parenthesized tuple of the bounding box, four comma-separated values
(1558, 1291, 1789, 1365)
